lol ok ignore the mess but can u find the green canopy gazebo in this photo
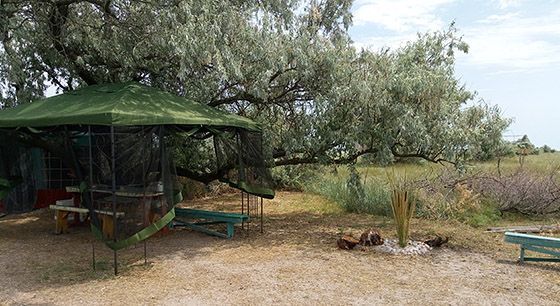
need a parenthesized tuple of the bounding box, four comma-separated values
(0, 82, 274, 274)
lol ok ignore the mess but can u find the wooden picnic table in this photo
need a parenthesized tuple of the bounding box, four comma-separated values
(66, 185, 167, 226)
(49, 204, 125, 238)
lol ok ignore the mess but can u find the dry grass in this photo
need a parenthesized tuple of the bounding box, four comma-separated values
(0, 191, 559, 305)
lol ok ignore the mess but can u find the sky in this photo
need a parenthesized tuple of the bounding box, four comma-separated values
(349, 0, 560, 148)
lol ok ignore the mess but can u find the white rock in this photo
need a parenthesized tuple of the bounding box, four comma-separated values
(370, 239, 432, 255)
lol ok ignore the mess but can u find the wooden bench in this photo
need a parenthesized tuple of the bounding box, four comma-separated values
(173, 208, 249, 239)
(49, 205, 124, 239)
(504, 232, 560, 263)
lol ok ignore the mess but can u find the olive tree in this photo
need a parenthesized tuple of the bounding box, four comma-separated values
(0, 0, 509, 183)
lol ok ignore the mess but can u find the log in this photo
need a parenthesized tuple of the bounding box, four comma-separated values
(424, 236, 449, 248)
(337, 235, 359, 250)
(359, 228, 384, 246)
(485, 225, 560, 233)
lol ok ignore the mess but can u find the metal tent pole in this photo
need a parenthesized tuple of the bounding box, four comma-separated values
(88, 126, 96, 271)
(62, 126, 96, 271)
(142, 127, 147, 266)
(92, 242, 96, 271)
(144, 241, 147, 265)
(241, 192, 244, 230)
(110, 126, 118, 275)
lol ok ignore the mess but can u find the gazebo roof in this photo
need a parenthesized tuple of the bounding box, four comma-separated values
(0, 82, 260, 131)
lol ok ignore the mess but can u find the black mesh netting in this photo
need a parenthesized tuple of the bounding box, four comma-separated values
(0, 144, 41, 213)
(1, 124, 273, 247)
(213, 129, 274, 198)
(72, 126, 178, 243)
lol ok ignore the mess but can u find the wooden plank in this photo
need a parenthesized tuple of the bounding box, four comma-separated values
(101, 214, 114, 239)
(522, 244, 560, 258)
(49, 205, 125, 217)
(505, 232, 560, 248)
(50, 205, 88, 214)
(505, 232, 560, 263)
(486, 225, 560, 233)
(192, 220, 228, 226)
(175, 208, 248, 223)
(522, 257, 560, 263)
(174, 221, 229, 239)
(173, 208, 246, 239)
(175, 208, 245, 219)
(66, 186, 164, 198)
(506, 232, 560, 241)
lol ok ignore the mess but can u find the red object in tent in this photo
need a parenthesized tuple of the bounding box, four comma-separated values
(34, 189, 74, 209)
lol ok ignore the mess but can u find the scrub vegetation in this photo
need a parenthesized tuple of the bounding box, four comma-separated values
(305, 153, 560, 229)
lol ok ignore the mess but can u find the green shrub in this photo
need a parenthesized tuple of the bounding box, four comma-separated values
(462, 199, 502, 227)
(542, 145, 556, 153)
(306, 166, 391, 216)
(414, 179, 503, 227)
(414, 189, 454, 220)
(272, 165, 318, 191)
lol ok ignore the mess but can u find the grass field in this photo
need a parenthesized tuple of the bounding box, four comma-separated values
(304, 153, 560, 224)
(327, 152, 560, 180)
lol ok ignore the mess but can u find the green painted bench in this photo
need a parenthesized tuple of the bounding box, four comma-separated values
(504, 232, 560, 263)
(173, 208, 249, 239)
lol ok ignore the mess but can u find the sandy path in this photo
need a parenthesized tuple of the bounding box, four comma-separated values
(1, 192, 559, 305)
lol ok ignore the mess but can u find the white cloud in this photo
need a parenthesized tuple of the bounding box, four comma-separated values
(352, 0, 454, 32)
(477, 12, 520, 24)
(351, 0, 454, 50)
(461, 9, 560, 72)
(495, 0, 522, 9)
(351, 1, 560, 74)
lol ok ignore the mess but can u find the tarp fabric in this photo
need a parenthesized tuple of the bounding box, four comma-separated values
(0, 82, 260, 131)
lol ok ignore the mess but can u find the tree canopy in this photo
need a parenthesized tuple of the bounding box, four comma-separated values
(0, 0, 510, 183)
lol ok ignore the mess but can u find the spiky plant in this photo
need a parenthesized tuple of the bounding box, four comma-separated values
(388, 171, 416, 248)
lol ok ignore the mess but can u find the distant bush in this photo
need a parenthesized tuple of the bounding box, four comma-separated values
(415, 180, 488, 220)
(307, 165, 391, 216)
(469, 168, 560, 215)
(408, 170, 502, 226)
(474, 139, 516, 161)
(542, 145, 556, 153)
(272, 165, 319, 191)
(464, 200, 502, 227)
(308, 166, 506, 226)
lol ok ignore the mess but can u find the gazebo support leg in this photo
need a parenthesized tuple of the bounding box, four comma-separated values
(92, 242, 96, 271)
(110, 125, 118, 276)
(144, 240, 147, 265)
(241, 192, 244, 230)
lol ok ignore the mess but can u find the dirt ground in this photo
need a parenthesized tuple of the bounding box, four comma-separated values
(1, 192, 559, 305)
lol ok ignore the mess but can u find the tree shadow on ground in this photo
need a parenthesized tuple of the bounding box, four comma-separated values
(1, 191, 549, 296)
(0, 194, 385, 294)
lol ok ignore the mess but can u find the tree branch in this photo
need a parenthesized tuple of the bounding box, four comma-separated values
(207, 92, 265, 107)
(390, 145, 456, 165)
(274, 147, 378, 166)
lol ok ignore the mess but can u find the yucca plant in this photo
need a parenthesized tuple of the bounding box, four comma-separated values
(387, 171, 416, 248)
